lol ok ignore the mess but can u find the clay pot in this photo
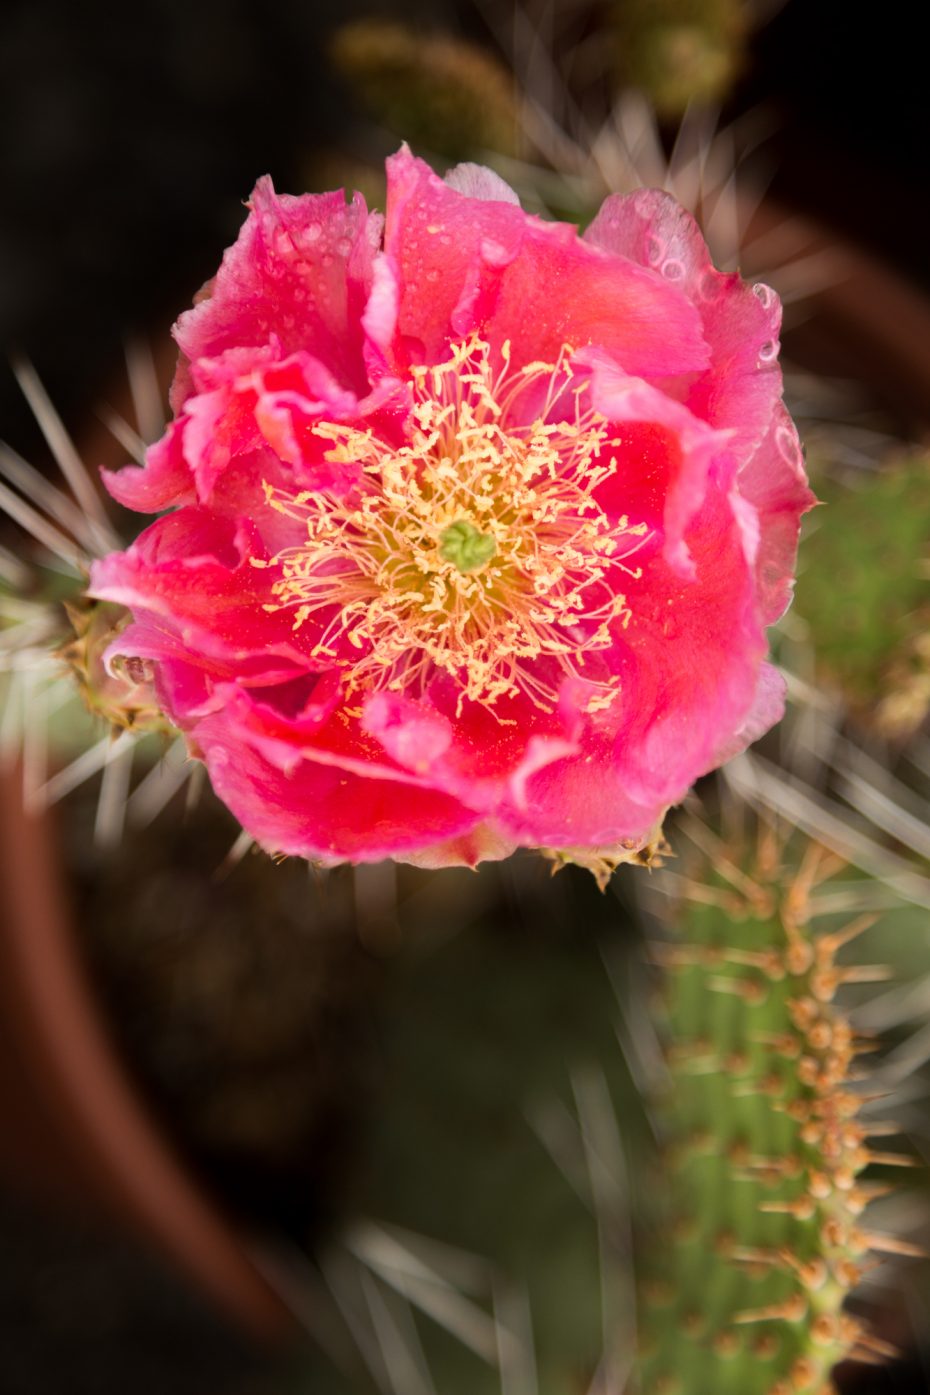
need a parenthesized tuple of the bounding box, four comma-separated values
(0, 761, 294, 1342)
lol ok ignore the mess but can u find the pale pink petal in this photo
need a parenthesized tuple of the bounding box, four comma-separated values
(398, 821, 517, 869)
(443, 161, 521, 205)
(737, 403, 818, 623)
(362, 690, 453, 772)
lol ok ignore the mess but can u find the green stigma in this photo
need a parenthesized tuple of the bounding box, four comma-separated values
(439, 518, 497, 573)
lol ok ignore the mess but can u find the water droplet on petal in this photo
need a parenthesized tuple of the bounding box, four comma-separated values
(752, 283, 775, 309)
(645, 234, 664, 266)
(757, 340, 778, 364)
(661, 258, 685, 283)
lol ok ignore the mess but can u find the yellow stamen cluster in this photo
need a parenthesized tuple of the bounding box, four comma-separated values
(259, 337, 650, 713)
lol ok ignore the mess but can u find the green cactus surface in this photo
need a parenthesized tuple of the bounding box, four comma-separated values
(635, 831, 904, 1395)
(794, 452, 930, 736)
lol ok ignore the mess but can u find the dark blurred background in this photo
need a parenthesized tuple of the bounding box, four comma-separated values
(2, 2, 930, 1392)
(1, 0, 929, 460)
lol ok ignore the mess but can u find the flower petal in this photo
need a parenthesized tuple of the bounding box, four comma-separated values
(194, 712, 480, 864)
(737, 403, 818, 624)
(88, 154, 811, 874)
(577, 348, 732, 577)
(585, 189, 786, 457)
(385, 147, 709, 376)
(175, 177, 381, 398)
(89, 509, 309, 665)
(443, 161, 522, 204)
(101, 420, 195, 513)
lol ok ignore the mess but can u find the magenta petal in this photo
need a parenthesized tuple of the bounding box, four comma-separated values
(89, 151, 811, 872)
(410, 680, 582, 815)
(361, 253, 401, 373)
(250, 351, 360, 473)
(102, 420, 195, 512)
(359, 684, 579, 819)
(492, 478, 766, 849)
(89, 509, 310, 665)
(203, 683, 413, 780)
(578, 348, 732, 576)
(586, 189, 787, 457)
(385, 146, 709, 375)
(175, 177, 380, 397)
(712, 661, 786, 766)
(609, 492, 765, 807)
(194, 713, 479, 863)
(449, 236, 517, 341)
(497, 738, 667, 848)
(737, 403, 818, 623)
(443, 162, 521, 204)
(362, 690, 453, 772)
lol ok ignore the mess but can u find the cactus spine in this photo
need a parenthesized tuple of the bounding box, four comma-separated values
(635, 831, 903, 1395)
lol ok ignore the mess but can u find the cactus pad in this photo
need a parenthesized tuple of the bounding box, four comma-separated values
(636, 830, 905, 1394)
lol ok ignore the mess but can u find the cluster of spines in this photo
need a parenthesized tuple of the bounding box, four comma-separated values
(635, 834, 914, 1395)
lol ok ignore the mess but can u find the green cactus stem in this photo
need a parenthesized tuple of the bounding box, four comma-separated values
(635, 830, 907, 1395)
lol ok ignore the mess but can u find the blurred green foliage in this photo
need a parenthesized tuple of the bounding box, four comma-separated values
(291, 874, 645, 1394)
(330, 21, 520, 163)
(795, 453, 930, 735)
(611, 0, 746, 117)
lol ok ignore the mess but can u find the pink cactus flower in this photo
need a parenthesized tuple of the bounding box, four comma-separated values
(89, 149, 813, 871)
